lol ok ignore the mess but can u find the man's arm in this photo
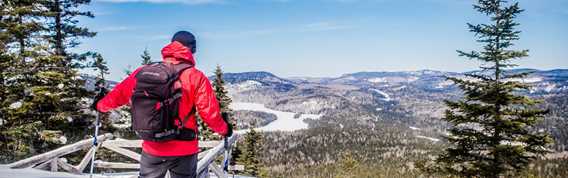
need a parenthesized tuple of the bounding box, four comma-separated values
(96, 69, 140, 113)
(193, 70, 229, 136)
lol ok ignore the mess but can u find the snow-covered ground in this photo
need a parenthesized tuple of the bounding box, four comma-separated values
(231, 102, 322, 132)
(409, 126, 421, 131)
(415, 135, 440, 142)
(369, 89, 392, 101)
(233, 80, 263, 91)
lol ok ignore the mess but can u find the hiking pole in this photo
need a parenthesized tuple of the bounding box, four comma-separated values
(89, 87, 103, 178)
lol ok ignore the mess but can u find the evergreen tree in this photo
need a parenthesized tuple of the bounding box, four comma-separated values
(141, 48, 152, 65)
(236, 128, 262, 176)
(92, 53, 109, 90)
(0, 0, 98, 161)
(336, 152, 360, 178)
(91, 53, 114, 131)
(431, 1, 553, 177)
(0, 0, 59, 160)
(44, 0, 96, 56)
(43, 0, 95, 124)
(199, 65, 234, 140)
(213, 65, 233, 115)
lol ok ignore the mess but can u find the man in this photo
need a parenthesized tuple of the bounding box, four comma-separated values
(93, 31, 232, 178)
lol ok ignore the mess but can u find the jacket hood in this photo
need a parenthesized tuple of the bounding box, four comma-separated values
(161, 41, 195, 65)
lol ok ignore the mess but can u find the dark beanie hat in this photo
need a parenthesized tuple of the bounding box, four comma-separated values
(171, 31, 197, 53)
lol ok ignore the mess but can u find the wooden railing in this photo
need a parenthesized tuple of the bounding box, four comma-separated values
(6, 133, 239, 178)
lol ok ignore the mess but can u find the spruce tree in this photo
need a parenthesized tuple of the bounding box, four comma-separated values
(91, 53, 113, 131)
(92, 53, 109, 90)
(213, 65, 236, 126)
(141, 48, 152, 65)
(43, 0, 95, 126)
(432, 1, 553, 177)
(199, 65, 234, 140)
(213, 65, 233, 114)
(0, 0, 59, 160)
(236, 128, 262, 176)
(0, 0, 98, 161)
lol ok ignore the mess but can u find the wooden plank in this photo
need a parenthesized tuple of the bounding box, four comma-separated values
(196, 134, 238, 175)
(74, 147, 96, 173)
(7, 133, 113, 169)
(103, 139, 142, 148)
(57, 158, 79, 173)
(102, 145, 142, 162)
(102, 140, 220, 148)
(32, 159, 53, 170)
(198, 165, 210, 178)
(229, 165, 245, 171)
(95, 161, 140, 169)
(199, 141, 221, 148)
(50, 159, 58, 172)
(209, 163, 228, 178)
(197, 150, 211, 160)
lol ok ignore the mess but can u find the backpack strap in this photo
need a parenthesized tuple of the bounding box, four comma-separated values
(179, 106, 196, 128)
(169, 62, 196, 129)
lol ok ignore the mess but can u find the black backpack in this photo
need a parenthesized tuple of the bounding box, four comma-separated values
(131, 62, 196, 142)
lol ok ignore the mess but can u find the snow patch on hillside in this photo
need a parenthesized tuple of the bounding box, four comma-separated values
(231, 102, 323, 132)
(416, 135, 440, 142)
(507, 77, 543, 83)
(234, 80, 263, 91)
(435, 80, 454, 89)
(369, 89, 392, 101)
(409, 126, 421, 131)
(367, 77, 387, 83)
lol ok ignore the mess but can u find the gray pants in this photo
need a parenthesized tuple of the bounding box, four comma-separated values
(139, 152, 198, 178)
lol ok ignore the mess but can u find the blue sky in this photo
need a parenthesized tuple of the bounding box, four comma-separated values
(79, 0, 568, 81)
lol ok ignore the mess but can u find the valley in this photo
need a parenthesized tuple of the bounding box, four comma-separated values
(219, 69, 568, 177)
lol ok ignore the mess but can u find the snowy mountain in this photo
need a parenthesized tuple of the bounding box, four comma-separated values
(220, 71, 296, 92)
(220, 69, 568, 142)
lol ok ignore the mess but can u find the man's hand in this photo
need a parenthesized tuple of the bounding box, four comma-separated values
(222, 112, 233, 137)
(91, 87, 108, 111)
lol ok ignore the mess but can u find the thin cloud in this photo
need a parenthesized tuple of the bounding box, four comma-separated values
(97, 0, 225, 5)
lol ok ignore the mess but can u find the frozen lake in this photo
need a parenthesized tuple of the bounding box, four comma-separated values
(231, 102, 322, 132)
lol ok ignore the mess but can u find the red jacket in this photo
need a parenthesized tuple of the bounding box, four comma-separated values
(96, 41, 228, 156)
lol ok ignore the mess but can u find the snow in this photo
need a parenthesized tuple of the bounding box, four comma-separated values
(230, 102, 323, 132)
(57, 83, 64, 89)
(367, 77, 387, 83)
(375, 108, 383, 111)
(59, 136, 68, 144)
(369, 89, 392, 101)
(300, 99, 325, 112)
(0, 119, 4, 126)
(543, 83, 556, 93)
(416, 135, 440, 142)
(234, 80, 262, 91)
(9, 101, 22, 109)
(409, 126, 421, 131)
(435, 80, 454, 89)
(0, 167, 88, 178)
(392, 85, 407, 91)
(367, 77, 417, 83)
(406, 77, 419, 82)
(508, 77, 543, 83)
